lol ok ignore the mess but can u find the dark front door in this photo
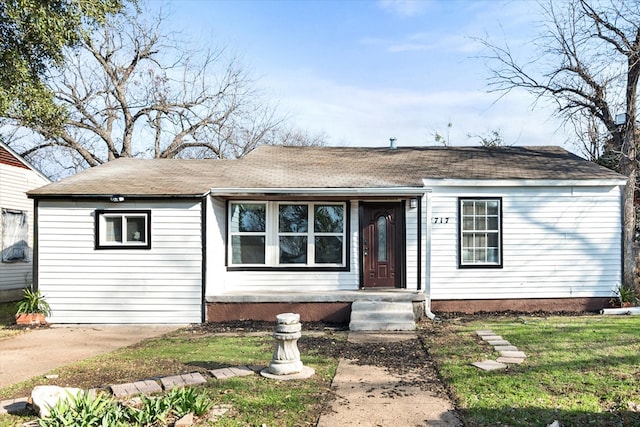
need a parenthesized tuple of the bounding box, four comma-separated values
(362, 202, 403, 288)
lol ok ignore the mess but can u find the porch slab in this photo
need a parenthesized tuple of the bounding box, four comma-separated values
(206, 290, 426, 303)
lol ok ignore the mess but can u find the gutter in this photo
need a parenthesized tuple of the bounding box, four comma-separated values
(210, 187, 426, 197)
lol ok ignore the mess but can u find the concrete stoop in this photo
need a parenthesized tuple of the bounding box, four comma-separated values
(349, 300, 416, 331)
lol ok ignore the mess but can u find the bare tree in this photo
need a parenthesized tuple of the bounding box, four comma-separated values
(481, 0, 640, 298)
(3, 6, 292, 179)
(467, 129, 508, 147)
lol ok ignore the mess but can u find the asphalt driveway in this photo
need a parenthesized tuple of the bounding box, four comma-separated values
(0, 324, 181, 389)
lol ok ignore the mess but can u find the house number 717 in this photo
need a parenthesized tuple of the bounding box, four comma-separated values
(432, 217, 450, 224)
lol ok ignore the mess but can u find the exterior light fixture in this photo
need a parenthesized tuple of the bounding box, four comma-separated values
(110, 195, 124, 203)
(410, 198, 418, 209)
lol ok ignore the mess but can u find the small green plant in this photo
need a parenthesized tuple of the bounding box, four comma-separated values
(617, 284, 638, 306)
(36, 387, 213, 426)
(166, 386, 213, 417)
(16, 287, 51, 316)
(38, 391, 117, 427)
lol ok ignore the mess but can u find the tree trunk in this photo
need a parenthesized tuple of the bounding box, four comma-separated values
(621, 153, 637, 293)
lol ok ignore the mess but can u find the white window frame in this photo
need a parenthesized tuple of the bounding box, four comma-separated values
(458, 198, 502, 268)
(1, 208, 29, 263)
(228, 201, 347, 268)
(95, 210, 151, 249)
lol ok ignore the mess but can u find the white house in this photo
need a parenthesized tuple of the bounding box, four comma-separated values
(0, 141, 50, 302)
(27, 145, 626, 325)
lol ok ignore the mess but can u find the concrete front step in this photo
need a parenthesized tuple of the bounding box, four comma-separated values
(349, 300, 416, 331)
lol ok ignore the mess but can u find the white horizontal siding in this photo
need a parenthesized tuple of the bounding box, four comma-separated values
(428, 185, 622, 300)
(0, 163, 49, 293)
(215, 202, 360, 293)
(37, 200, 203, 323)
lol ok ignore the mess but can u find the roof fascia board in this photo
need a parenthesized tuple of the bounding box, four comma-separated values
(210, 187, 426, 197)
(28, 192, 209, 200)
(0, 141, 50, 182)
(422, 178, 627, 187)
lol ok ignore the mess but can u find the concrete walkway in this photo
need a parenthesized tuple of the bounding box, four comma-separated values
(0, 324, 181, 389)
(317, 332, 460, 427)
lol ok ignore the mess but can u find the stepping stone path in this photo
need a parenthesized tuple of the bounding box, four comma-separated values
(473, 329, 527, 371)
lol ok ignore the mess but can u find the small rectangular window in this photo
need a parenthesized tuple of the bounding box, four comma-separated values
(1, 209, 29, 262)
(96, 210, 151, 249)
(459, 198, 502, 268)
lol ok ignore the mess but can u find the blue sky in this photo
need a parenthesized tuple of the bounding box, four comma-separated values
(152, 0, 574, 152)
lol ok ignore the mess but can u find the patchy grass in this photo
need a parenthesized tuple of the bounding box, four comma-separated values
(420, 315, 640, 427)
(0, 301, 23, 341)
(0, 328, 344, 426)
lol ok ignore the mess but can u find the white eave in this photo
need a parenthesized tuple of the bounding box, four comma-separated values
(422, 178, 628, 187)
(210, 187, 427, 197)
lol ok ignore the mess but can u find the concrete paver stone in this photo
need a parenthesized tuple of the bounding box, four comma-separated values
(110, 380, 162, 398)
(472, 360, 507, 371)
(210, 367, 240, 380)
(493, 345, 519, 352)
(497, 357, 526, 364)
(499, 350, 527, 359)
(160, 373, 207, 390)
(480, 335, 503, 341)
(486, 339, 511, 346)
(228, 366, 256, 377)
(475, 330, 495, 336)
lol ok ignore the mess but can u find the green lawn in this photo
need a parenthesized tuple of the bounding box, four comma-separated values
(421, 315, 640, 427)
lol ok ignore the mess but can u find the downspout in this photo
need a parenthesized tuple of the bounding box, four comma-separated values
(423, 190, 439, 320)
(32, 198, 39, 292)
(200, 195, 208, 323)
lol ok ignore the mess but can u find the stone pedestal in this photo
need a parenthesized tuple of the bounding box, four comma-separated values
(268, 313, 303, 375)
(261, 313, 315, 380)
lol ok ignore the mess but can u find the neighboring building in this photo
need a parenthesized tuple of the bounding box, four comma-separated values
(0, 142, 50, 302)
(27, 144, 626, 324)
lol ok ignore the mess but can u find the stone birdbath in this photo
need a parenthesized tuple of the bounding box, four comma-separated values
(260, 313, 315, 380)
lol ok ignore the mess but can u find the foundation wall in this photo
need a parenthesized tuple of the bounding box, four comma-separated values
(206, 302, 351, 323)
(431, 297, 612, 314)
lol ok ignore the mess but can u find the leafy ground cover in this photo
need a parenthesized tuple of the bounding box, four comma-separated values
(421, 314, 640, 427)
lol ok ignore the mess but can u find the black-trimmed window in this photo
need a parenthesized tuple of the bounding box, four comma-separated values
(229, 202, 347, 268)
(459, 198, 502, 268)
(95, 210, 151, 249)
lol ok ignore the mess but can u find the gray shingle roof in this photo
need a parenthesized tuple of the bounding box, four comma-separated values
(28, 145, 626, 197)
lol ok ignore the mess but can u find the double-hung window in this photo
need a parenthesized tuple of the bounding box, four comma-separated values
(459, 198, 502, 268)
(95, 210, 151, 249)
(229, 202, 347, 268)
